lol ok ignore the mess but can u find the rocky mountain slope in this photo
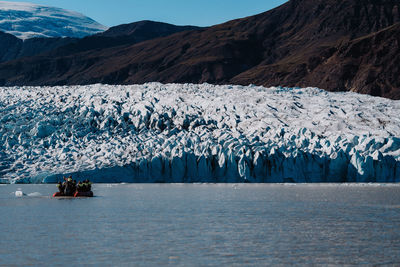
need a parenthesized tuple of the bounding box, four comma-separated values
(0, 0, 399, 99)
(0, 20, 201, 63)
(0, 31, 75, 62)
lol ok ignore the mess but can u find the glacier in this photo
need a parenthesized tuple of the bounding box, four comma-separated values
(0, 83, 399, 184)
(0, 1, 107, 39)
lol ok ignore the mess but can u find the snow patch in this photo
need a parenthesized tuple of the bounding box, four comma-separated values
(0, 1, 107, 39)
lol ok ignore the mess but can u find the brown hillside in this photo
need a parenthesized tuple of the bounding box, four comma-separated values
(0, 0, 399, 99)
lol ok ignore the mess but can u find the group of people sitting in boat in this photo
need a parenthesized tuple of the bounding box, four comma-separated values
(57, 176, 92, 196)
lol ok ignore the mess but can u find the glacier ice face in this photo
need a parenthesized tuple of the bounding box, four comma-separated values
(0, 1, 107, 39)
(0, 83, 399, 184)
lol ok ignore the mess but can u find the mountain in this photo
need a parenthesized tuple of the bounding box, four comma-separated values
(0, 31, 76, 62)
(0, 20, 201, 63)
(0, 0, 399, 99)
(53, 21, 202, 55)
(98, 20, 200, 39)
(0, 1, 107, 39)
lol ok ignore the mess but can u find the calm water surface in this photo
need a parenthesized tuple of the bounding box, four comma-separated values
(1, 184, 400, 266)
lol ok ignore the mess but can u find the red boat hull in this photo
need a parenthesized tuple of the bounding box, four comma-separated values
(53, 192, 63, 197)
(53, 191, 93, 197)
(74, 191, 93, 197)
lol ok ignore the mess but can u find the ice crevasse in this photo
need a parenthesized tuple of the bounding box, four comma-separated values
(0, 83, 399, 183)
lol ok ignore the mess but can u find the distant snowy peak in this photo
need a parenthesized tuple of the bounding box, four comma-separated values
(0, 1, 107, 39)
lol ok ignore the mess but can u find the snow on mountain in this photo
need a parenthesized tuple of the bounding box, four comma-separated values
(0, 1, 107, 39)
(0, 83, 399, 184)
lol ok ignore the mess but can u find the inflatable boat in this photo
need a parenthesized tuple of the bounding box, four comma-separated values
(53, 191, 94, 197)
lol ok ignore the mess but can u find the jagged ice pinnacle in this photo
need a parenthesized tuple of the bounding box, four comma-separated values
(0, 83, 399, 183)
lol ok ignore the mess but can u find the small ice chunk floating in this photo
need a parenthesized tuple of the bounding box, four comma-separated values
(15, 189, 24, 197)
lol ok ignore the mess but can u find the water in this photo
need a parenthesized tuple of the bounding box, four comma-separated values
(1, 184, 400, 266)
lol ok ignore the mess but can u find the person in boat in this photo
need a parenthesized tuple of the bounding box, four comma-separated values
(77, 181, 84, 192)
(56, 181, 65, 194)
(64, 176, 76, 196)
(84, 179, 92, 192)
(81, 180, 87, 192)
(62, 177, 67, 193)
(62, 176, 72, 184)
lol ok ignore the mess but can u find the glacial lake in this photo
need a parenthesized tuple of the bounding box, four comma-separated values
(1, 184, 400, 266)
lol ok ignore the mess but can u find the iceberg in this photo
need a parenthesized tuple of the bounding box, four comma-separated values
(0, 83, 399, 183)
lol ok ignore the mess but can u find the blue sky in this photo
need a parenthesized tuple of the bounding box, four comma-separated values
(3, 0, 287, 27)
